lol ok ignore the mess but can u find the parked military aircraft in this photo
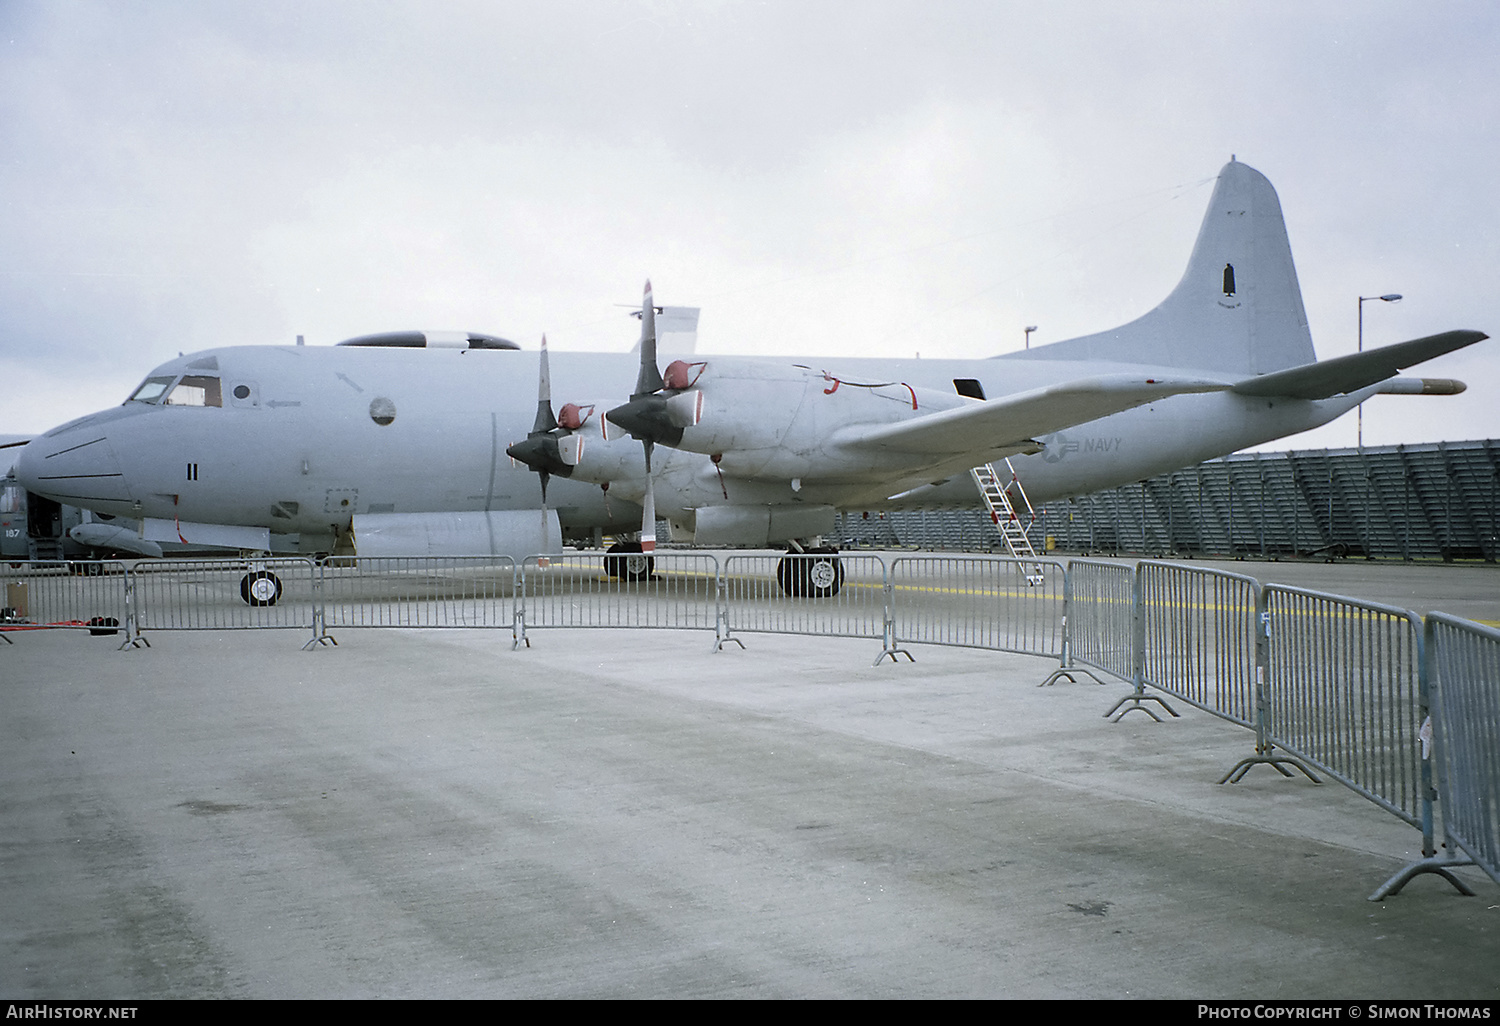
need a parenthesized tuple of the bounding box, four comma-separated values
(13, 159, 1485, 600)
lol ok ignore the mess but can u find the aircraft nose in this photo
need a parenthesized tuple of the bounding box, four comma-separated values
(15, 431, 132, 504)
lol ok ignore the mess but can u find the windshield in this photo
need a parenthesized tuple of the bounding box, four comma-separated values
(127, 375, 177, 404)
(125, 374, 222, 407)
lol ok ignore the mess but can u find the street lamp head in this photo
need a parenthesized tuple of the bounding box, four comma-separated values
(1380, 294, 1402, 303)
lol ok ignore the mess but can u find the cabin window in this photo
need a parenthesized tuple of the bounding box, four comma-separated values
(127, 375, 177, 405)
(953, 378, 986, 400)
(164, 375, 223, 408)
(1, 482, 23, 514)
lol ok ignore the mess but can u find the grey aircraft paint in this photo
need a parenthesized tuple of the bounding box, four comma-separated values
(14, 161, 1486, 559)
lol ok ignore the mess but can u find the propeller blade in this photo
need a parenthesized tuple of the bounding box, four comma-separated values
(531, 335, 558, 434)
(664, 389, 703, 428)
(633, 280, 664, 398)
(557, 433, 584, 466)
(640, 441, 657, 553)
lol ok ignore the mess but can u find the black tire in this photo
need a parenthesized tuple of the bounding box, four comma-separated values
(604, 542, 653, 581)
(240, 570, 283, 606)
(776, 553, 843, 598)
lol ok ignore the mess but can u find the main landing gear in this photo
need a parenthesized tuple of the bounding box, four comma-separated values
(776, 547, 843, 598)
(604, 541, 654, 581)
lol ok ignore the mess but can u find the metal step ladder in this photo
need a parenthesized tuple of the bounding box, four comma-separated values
(971, 461, 1045, 584)
(27, 535, 65, 564)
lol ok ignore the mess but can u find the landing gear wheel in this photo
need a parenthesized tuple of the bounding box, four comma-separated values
(604, 542, 654, 581)
(776, 551, 843, 598)
(240, 570, 283, 606)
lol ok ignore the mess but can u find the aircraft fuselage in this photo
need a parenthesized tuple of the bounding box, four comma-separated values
(16, 342, 1363, 551)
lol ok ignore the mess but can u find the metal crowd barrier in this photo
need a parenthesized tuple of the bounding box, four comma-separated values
(1050, 559, 1136, 690)
(129, 558, 321, 646)
(1417, 614, 1500, 890)
(889, 555, 1065, 662)
(515, 552, 719, 647)
(719, 553, 892, 658)
(1264, 586, 1426, 827)
(320, 556, 517, 635)
(5, 551, 1496, 902)
(0, 560, 131, 643)
(1138, 561, 1259, 727)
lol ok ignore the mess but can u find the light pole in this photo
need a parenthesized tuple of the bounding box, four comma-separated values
(1024, 325, 1037, 350)
(1357, 293, 1402, 447)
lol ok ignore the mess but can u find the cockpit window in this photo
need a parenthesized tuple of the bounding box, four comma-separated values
(126, 374, 223, 407)
(127, 375, 177, 404)
(164, 375, 222, 407)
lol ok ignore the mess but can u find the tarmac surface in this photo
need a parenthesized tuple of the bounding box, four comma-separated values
(2, 556, 1498, 999)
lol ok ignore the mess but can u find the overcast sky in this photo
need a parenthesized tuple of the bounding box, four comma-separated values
(2, 0, 1496, 453)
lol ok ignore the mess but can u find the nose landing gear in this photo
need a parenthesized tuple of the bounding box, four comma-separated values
(240, 569, 282, 606)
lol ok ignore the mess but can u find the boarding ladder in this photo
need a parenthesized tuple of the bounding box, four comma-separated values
(972, 460, 1045, 585)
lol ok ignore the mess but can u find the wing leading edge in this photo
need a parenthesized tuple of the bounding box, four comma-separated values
(831, 375, 1231, 459)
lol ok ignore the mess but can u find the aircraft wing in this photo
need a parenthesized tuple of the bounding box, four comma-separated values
(1232, 329, 1487, 400)
(831, 374, 1230, 458)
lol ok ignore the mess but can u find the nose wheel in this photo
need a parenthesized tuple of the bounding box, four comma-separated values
(240, 570, 283, 606)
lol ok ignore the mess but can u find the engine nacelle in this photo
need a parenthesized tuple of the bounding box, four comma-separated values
(666, 360, 965, 481)
(690, 503, 836, 547)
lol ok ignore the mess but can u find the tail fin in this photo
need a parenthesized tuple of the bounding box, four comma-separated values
(1022, 159, 1315, 375)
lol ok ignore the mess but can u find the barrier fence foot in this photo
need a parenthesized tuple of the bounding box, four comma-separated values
(713, 636, 746, 652)
(1039, 667, 1109, 687)
(119, 634, 150, 650)
(303, 633, 338, 650)
(1105, 691, 1178, 723)
(1368, 856, 1478, 901)
(874, 646, 914, 666)
(1219, 754, 1320, 784)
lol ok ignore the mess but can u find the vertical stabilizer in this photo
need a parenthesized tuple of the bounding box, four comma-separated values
(1021, 160, 1315, 375)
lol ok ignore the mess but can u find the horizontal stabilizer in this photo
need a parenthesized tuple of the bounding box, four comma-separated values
(834, 375, 1230, 457)
(1232, 330, 1487, 400)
